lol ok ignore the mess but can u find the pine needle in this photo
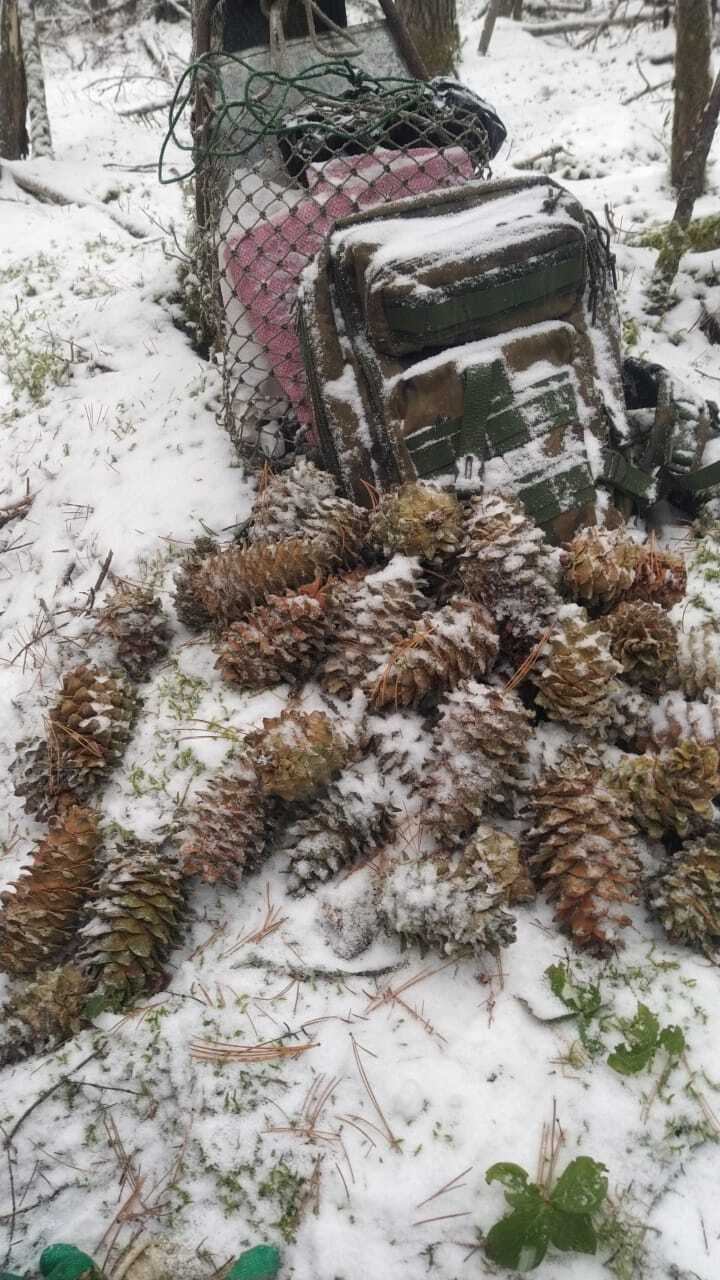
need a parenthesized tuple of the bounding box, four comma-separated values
(190, 1038, 316, 1064)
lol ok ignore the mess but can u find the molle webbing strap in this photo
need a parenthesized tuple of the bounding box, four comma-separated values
(601, 449, 655, 500)
(382, 243, 585, 346)
(518, 463, 596, 526)
(670, 458, 720, 493)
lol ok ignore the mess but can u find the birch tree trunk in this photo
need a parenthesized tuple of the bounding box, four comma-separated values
(394, 0, 459, 76)
(671, 0, 712, 188)
(18, 0, 51, 157)
(0, 0, 28, 159)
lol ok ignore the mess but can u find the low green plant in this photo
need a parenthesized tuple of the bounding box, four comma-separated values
(545, 963, 605, 1056)
(483, 1155, 609, 1271)
(607, 1002, 684, 1077)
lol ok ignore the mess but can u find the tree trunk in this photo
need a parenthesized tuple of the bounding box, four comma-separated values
(394, 0, 459, 76)
(671, 0, 712, 188)
(479, 0, 502, 54)
(651, 67, 720, 304)
(0, 0, 28, 159)
(18, 0, 51, 157)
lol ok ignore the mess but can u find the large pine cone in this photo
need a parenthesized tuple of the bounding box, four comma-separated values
(628, 690, 720, 753)
(455, 824, 535, 907)
(562, 527, 638, 612)
(527, 752, 640, 955)
(194, 500, 368, 627)
(318, 558, 427, 700)
(676, 622, 720, 700)
(243, 708, 356, 803)
(283, 756, 391, 895)
(529, 605, 621, 733)
(369, 597, 498, 710)
(378, 849, 516, 958)
(646, 836, 720, 955)
(458, 491, 563, 662)
(182, 765, 267, 885)
(606, 740, 720, 839)
(80, 838, 185, 1005)
(0, 964, 91, 1066)
(172, 534, 218, 632)
(216, 586, 330, 690)
(626, 544, 687, 610)
(248, 459, 338, 545)
(12, 665, 138, 818)
(368, 483, 464, 564)
(98, 586, 171, 682)
(606, 600, 679, 694)
(424, 681, 534, 839)
(0, 807, 101, 977)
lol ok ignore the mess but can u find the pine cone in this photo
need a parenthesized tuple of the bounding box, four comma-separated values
(368, 483, 464, 564)
(98, 586, 171, 682)
(244, 708, 356, 803)
(529, 605, 621, 733)
(194, 500, 368, 627)
(172, 534, 218, 632)
(629, 690, 720, 753)
(456, 824, 535, 907)
(368, 710, 433, 798)
(249, 459, 338, 544)
(283, 757, 391, 895)
(216, 585, 330, 690)
(626, 544, 687, 610)
(646, 836, 720, 955)
(79, 838, 185, 1005)
(607, 684, 654, 748)
(562, 527, 638, 612)
(527, 752, 640, 955)
(0, 807, 101, 978)
(378, 850, 516, 958)
(12, 665, 138, 817)
(459, 491, 563, 663)
(182, 765, 267, 885)
(0, 964, 91, 1066)
(606, 601, 679, 694)
(606, 741, 720, 839)
(369, 598, 498, 710)
(424, 682, 534, 839)
(318, 558, 427, 700)
(677, 622, 720, 700)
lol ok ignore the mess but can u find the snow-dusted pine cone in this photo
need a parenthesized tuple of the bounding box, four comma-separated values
(606, 741, 720, 840)
(378, 849, 516, 959)
(172, 534, 218, 632)
(368, 482, 464, 564)
(626, 544, 687, 610)
(216, 586, 330, 690)
(629, 691, 720, 753)
(457, 824, 535, 907)
(529, 605, 621, 733)
(182, 765, 268, 885)
(283, 756, 391, 895)
(646, 836, 720, 955)
(248, 458, 338, 544)
(0, 807, 101, 978)
(606, 600, 679, 694)
(676, 622, 720, 700)
(0, 964, 91, 1067)
(368, 597, 498, 710)
(424, 681, 534, 839)
(98, 586, 171, 681)
(243, 708, 357, 803)
(527, 751, 640, 955)
(561, 526, 638, 612)
(318, 557, 427, 700)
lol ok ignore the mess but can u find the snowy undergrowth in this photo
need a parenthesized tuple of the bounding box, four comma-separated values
(0, 7, 719, 1279)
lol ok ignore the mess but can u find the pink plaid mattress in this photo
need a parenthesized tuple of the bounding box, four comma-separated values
(223, 147, 473, 426)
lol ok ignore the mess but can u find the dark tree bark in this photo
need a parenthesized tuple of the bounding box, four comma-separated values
(394, 0, 459, 75)
(18, 0, 51, 157)
(671, 0, 712, 188)
(0, 0, 28, 159)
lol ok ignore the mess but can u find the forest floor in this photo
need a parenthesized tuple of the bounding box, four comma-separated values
(0, 3, 719, 1278)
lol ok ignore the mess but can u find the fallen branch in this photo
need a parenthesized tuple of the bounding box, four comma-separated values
(514, 143, 567, 169)
(116, 95, 173, 119)
(522, 10, 655, 34)
(0, 492, 33, 528)
(622, 75, 672, 105)
(2, 165, 147, 239)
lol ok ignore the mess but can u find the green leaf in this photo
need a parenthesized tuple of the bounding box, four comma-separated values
(607, 1041, 656, 1075)
(546, 964, 602, 1018)
(659, 1025, 685, 1059)
(486, 1163, 537, 1208)
(485, 1201, 551, 1272)
(82, 994, 108, 1020)
(623, 1003, 659, 1050)
(551, 1158, 608, 1215)
(548, 1208, 598, 1254)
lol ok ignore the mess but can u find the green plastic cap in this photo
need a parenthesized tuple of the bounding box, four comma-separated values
(39, 1244, 99, 1280)
(227, 1245, 281, 1280)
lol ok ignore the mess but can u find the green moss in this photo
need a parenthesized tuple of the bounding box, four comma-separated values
(635, 214, 720, 254)
(258, 1161, 307, 1242)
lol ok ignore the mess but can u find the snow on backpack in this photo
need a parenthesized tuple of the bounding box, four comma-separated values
(298, 173, 628, 541)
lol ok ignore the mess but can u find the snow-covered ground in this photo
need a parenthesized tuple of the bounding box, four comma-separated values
(0, 6, 719, 1278)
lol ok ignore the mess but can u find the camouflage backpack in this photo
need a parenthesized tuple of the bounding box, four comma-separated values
(298, 173, 626, 541)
